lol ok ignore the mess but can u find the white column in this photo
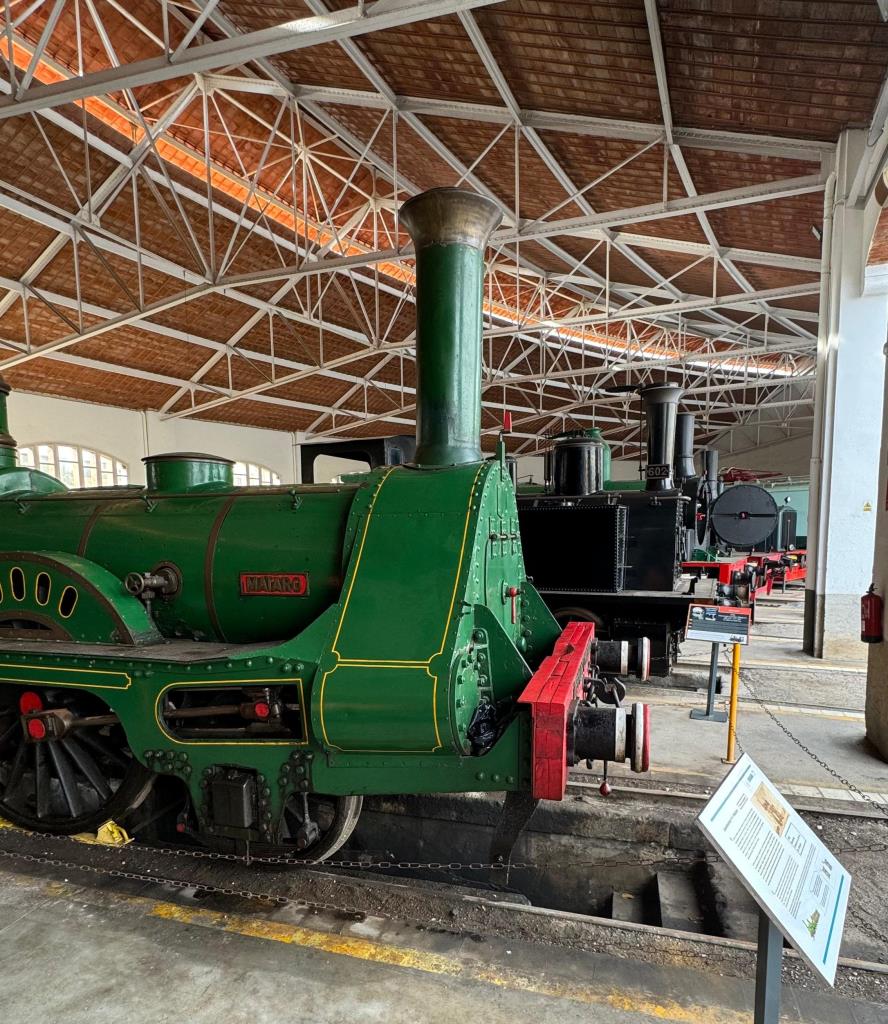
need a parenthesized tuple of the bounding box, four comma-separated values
(292, 430, 306, 484)
(805, 129, 888, 660)
(866, 355, 888, 756)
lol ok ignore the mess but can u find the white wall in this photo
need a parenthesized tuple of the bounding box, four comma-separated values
(609, 458, 644, 483)
(515, 455, 544, 484)
(8, 388, 816, 494)
(6, 390, 297, 485)
(714, 433, 813, 479)
(311, 454, 374, 483)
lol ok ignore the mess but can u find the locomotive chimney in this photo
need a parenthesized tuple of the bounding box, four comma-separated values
(640, 384, 683, 491)
(400, 188, 502, 467)
(673, 412, 696, 484)
(0, 376, 16, 470)
(702, 448, 721, 501)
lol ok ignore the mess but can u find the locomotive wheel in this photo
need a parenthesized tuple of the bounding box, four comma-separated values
(552, 606, 604, 629)
(277, 792, 362, 863)
(0, 686, 154, 834)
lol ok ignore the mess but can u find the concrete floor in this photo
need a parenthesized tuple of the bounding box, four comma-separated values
(1, 583, 885, 1023)
(613, 586, 888, 799)
(0, 864, 883, 1024)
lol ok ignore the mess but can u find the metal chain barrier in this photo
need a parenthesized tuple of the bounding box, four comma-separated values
(710, 668, 888, 955)
(847, 905, 888, 951)
(0, 819, 714, 874)
(738, 675, 888, 859)
(0, 837, 717, 962)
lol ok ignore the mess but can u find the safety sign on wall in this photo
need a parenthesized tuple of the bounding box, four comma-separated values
(698, 754, 851, 985)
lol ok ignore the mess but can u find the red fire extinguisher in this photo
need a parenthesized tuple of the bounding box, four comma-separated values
(861, 584, 883, 644)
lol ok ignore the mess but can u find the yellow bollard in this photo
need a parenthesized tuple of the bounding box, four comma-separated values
(724, 643, 741, 764)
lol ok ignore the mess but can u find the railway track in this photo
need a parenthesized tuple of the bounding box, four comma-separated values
(565, 775, 888, 820)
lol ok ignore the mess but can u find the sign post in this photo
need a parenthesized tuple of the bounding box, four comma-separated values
(686, 605, 750, 723)
(698, 755, 851, 1021)
(724, 642, 742, 764)
(691, 641, 728, 722)
(754, 910, 784, 1024)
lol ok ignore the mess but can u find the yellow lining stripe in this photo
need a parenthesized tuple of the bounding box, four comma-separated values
(330, 467, 396, 657)
(0, 663, 131, 691)
(58, 585, 78, 620)
(434, 463, 485, 659)
(320, 465, 486, 753)
(34, 572, 51, 607)
(153, 678, 308, 748)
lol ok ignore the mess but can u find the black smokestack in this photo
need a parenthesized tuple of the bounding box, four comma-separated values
(640, 384, 683, 491)
(673, 413, 696, 485)
(702, 448, 720, 502)
(551, 433, 604, 496)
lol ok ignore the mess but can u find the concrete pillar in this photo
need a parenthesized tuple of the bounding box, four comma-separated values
(866, 360, 888, 757)
(805, 130, 888, 661)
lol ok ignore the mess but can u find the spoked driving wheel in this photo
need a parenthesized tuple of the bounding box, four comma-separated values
(275, 792, 362, 863)
(0, 686, 154, 833)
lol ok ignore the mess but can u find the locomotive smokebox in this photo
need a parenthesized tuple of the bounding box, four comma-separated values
(400, 188, 502, 467)
(640, 384, 683, 491)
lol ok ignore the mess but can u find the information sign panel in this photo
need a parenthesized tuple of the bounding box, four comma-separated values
(686, 604, 751, 645)
(698, 754, 850, 985)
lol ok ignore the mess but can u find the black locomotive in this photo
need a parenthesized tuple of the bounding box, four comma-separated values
(516, 385, 716, 676)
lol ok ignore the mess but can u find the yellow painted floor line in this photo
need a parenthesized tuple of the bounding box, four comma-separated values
(146, 898, 751, 1024)
(4, 870, 751, 1024)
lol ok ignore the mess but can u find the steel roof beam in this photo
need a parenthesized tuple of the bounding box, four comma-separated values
(0, 0, 509, 120)
(0, 335, 420, 424)
(456, 7, 818, 354)
(601, 233, 820, 274)
(3, 271, 742, 417)
(0, 275, 418, 391)
(0, 2, 822, 443)
(483, 283, 820, 335)
(501, 176, 825, 243)
(201, 74, 832, 163)
(194, 1, 819, 362)
(0, 80, 201, 321)
(641, 0, 817, 349)
(4, 176, 796, 390)
(0, 182, 753, 371)
(296, 0, 745, 346)
(301, 0, 818, 344)
(310, 367, 813, 440)
(573, 284, 819, 322)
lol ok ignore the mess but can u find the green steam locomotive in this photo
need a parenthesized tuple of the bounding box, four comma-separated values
(0, 188, 649, 860)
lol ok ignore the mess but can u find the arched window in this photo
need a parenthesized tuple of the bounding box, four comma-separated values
(17, 444, 129, 489)
(233, 461, 281, 487)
